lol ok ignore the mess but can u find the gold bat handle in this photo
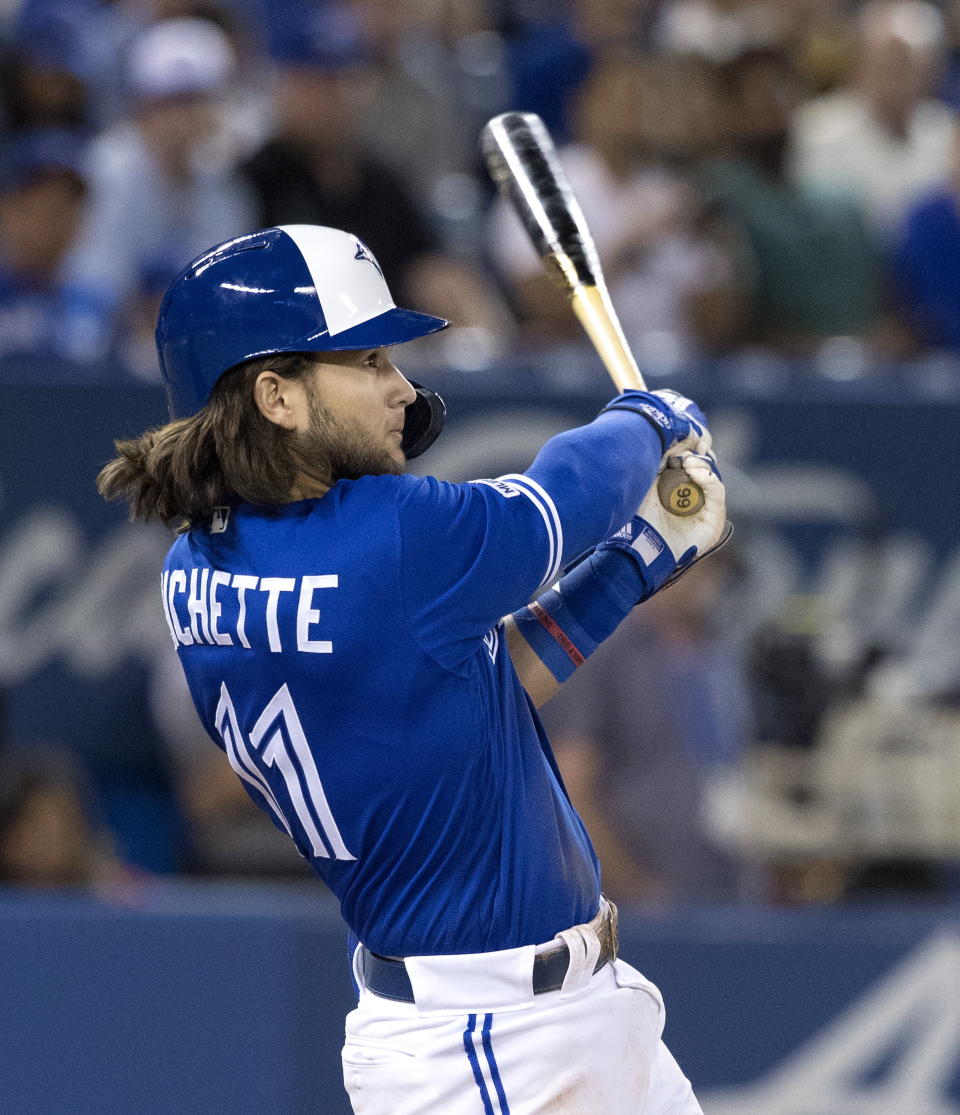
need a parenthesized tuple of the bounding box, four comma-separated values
(569, 283, 705, 518)
(571, 284, 644, 391)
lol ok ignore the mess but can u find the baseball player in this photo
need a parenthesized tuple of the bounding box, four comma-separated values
(98, 224, 727, 1114)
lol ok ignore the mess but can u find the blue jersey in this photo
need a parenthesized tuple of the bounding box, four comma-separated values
(163, 408, 662, 956)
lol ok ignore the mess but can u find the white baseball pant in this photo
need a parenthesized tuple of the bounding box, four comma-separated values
(342, 911, 703, 1114)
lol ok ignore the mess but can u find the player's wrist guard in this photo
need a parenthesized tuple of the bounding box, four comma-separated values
(512, 518, 682, 684)
(600, 388, 707, 455)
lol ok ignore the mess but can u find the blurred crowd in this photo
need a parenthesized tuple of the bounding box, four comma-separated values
(1, 0, 958, 906)
(6, 0, 960, 373)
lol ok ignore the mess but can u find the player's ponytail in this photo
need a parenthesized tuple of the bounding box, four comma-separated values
(97, 353, 318, 529)
(96, 412, 223, 529)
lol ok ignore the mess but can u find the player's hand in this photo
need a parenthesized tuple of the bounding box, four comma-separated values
(636, 451, 725, 561)
(594, 451, 729, 604)
(600, 388, 712, 456)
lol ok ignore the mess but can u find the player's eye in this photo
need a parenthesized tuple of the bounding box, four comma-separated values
(362, 351, 379, 369)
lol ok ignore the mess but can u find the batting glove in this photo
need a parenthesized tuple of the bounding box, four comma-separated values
(600, 388, 712, 457)
(512, 453, 730, 683)
(595, 451, 729, 606)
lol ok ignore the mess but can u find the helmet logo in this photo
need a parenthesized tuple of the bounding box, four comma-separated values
(354, 241, 383, 277)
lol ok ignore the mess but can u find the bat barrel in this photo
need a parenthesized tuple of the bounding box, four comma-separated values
(481, 111, 705, 518)
(480, 113, 600, 288)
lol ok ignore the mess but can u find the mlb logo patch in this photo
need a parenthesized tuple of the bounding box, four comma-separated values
(475, 478, 521, 499)
(211, 506, 230, 534)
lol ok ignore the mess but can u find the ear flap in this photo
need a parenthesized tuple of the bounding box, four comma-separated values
(401, 382, 446, 459)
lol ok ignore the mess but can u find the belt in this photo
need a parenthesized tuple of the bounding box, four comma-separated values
(360, 899, 619, 1004)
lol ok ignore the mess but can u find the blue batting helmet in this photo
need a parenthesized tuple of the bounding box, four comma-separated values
(156, 224, 449, 458)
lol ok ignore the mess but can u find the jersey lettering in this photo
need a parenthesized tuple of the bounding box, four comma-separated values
(209, 570, 234, 645)
(297, 575, 337, 652)
(165, 570, 337, 654)
(260, 577, 296, 652)
(473, 478, 522, 499)
(215, 683, 293, 839)
(187, 568, 213, 645)
(216, 681, 355, 862)
(163, 569, 192, 645)
(232, 573, 259, 648)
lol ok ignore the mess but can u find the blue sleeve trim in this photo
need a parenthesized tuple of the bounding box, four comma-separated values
(492, 474, 564, 585)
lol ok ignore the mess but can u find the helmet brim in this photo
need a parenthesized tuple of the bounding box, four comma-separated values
(305, 306, 449, 351)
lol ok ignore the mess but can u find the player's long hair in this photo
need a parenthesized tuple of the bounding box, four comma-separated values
(96, 353, 323, 530)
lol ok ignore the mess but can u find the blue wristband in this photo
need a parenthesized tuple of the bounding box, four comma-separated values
(512, 582, 608, 683)
(512, 517, 685, 683)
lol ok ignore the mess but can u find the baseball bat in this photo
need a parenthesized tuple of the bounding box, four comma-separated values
(479, 111, 704, 517)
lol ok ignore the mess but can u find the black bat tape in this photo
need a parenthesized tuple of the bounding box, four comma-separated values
(481, 112, 598, 288)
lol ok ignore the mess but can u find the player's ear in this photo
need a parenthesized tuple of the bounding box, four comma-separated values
(253, 369, 301, 430)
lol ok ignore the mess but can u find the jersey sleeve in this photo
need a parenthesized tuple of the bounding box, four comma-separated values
(396, 473, 562, 669)
(396, 403, 665, 670)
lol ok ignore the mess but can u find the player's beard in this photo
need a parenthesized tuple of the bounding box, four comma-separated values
(295, 380, 405, 484)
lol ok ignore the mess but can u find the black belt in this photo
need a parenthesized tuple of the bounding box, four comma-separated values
(360, 899, 619, 1005)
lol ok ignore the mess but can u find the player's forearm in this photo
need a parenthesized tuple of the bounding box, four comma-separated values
(504, 530, 664, 707)
(504, 614, 561, 707)
(511, 451, 725, 694)
(507, 550, 639, 700)
(523, 407, 663, 563)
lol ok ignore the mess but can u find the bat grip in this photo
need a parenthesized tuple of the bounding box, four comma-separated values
(570, 285, 705, 519)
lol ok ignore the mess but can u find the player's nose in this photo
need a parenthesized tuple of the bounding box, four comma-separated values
(387, 362, 417, 408)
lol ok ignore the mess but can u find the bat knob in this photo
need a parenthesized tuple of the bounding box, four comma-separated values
(656, 466, 705, 518)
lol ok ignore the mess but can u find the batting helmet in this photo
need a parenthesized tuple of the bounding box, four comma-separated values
(156, 224, 449, 458)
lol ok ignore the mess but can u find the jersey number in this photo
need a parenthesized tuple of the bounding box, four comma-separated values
(215, 682, 355, 861)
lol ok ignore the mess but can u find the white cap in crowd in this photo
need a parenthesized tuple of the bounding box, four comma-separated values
(126, 17, 235, 102)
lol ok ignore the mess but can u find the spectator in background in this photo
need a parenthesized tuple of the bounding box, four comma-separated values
(488, 50, 744, 370)
(0, 750, 128, 889)
(503, 0, 659, 143)
(348, 0, 496, 218)
(790, 0, 956, 242)
(5, 0, 252, 131)
(0, 129, 91, 362)
(938, 0, 960, 108)
(58, 16, 255, 363)
(540, 553, 750, 905)
(701, 47, 884, 355)
(654, 0, 781, 62)
(243, 5, 435, 295)
(893, 127, 960, 352)
(653, 1, 860, 96)
(243, 3, 511, 368)
(654, 0, 860, 95)
(0, 31, 89, 134)
(777, 0, 859, 96)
